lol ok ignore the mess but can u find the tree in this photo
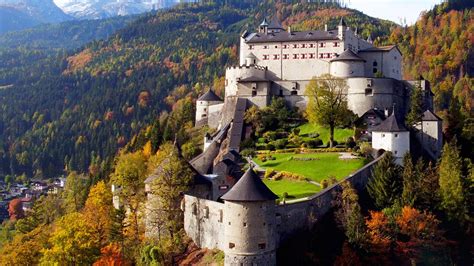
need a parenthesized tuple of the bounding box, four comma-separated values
(93, 243, 128, 266)
(0, 225, 51, 265)
(367, 152, 402, 209)
(8, 198, 24, 221)
(334, 181, 367, 249)
(110, 152, 148, 245)
(438, 140, 466, 224)
(405, 83, 424, 127)
(147, 142, 193, 239)
(401, 153, 418, 206)
(41, 212, 100, 265)
(84, 181, 114, 246)
(305, 74, 354, 147)
(63, 171, 90, 213)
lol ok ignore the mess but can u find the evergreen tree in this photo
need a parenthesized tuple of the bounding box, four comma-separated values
(401, 153, 417, 206)
(438, 139, 466, 224)
(367, 152, 402, 209)
(405, 83, 424, 127)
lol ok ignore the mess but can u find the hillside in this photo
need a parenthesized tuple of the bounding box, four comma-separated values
(0, 1, 397, 179)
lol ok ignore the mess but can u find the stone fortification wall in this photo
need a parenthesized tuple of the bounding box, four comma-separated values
(275, 154, 384, 244)
(346, 78, 407, 116)
(225, 66, 267, 97)
(208, 103, 224, 129)
(184, 195, 225, 251)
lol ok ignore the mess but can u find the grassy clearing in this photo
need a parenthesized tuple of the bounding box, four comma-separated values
(298, 123, 353, 143)
(255, 152, 365, 182)
(263, 178, 320, 199)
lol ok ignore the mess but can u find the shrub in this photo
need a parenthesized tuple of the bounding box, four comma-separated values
(240, 138, 255, 150)
(263, 131, 277, 141)
(346, 137, 356, 148)
(273, 139, 288, 149)
(240, 148, 256, 157)
(321, 179, 329, 189)
(265, 143, 275, 151)
(264, 168, 275, 179)
(257, 137, 267, 144)
(306, 138, 323, 148)
(292, 128, 301, 135)
(282, 192, 289, 199)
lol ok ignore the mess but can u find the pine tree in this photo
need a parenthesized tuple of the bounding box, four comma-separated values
(401, 153, 417, 206)
(405, 83, 424, 127)
(438, 139, 466, 224)
(367, 152, 402, 209)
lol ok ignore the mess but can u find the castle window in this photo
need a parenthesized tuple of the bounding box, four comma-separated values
(395, 134, 398, 138)
(258, 243, 266, 249)
(365, 88, 373, 96)
(373, 61, 378, 67)
(309, 43, 314, 48)
(283, 54, 289, 59)
(283, 44, 288, 49)
(373, 68, 378, 74)
(291, 90, 297, 95)
(319, 42, 325, 48)
(201, 114, 207, 118)
(252, 90, 257, 97)
(273, 54, 279, 60)
(382, 134, 386, 137)
(333, 42, 340, 47)
(203, 206, 209, 218)
(301, 54, 306, 59)
(263, 45, 268, 49)
(192, 203, 197, 215)
(279, 90, 283, 96)
(229, 243, 235, 249)
(218, 210, 223, 223)
(292, 44, 298, 48)
(243, 222, 247, 227)
(394, 150, 398, 155)
(319, 53, 324, 59)
(309, 53, 315, 59)
(203, 108, 207, 112)
(263, 55, 269, 60)
(249, 45, 253, 50)
(301, 44, 306, 48)
(293, 54, 299, 59)
(275, 45, 278, 48)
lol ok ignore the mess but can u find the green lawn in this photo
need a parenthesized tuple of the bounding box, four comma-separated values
(255, 152, 365, 182)
(263, 178, 320, 199)
(298, 123, 353, 143)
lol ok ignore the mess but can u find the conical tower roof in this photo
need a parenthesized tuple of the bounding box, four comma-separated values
(197, 89, 222, 102)
(372, 112, 407, 132)
(330, 49, 366, 62)
(221, 167, 278, 202)
(339, 17, 347, 27)
(259, 18, 269, 27)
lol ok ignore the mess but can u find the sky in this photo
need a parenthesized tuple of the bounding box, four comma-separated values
(346, 0, 443, 25)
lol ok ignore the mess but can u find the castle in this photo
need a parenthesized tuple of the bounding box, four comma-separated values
(141, 17, 444, 265)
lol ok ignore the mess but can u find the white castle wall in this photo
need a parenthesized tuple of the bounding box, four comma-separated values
(225, 66, 267, 97)
(415, 120, 443, 158)
(330, 61, 365, 77)
(359, 48, 402, 80)
(183, 195, 225, 250)
(346, 78, 406, 117)
(372, 131, 409, 164)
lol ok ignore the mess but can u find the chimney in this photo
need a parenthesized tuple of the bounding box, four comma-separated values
(288, 26, 291, 34)
(384, 108, 389, 117)
(324, 24, 328, 31)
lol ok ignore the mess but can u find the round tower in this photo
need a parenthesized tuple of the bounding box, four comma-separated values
(330, 49, 366, 77)
(221, 167, 278, 266)
(195, 89, 223, 127)
(245, 53, 257, 66)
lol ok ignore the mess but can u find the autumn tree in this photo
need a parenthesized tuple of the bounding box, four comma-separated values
(438, 140, 467, 224)
(333, 181, 367, 249)
(367, 152, 402, 209)
(0, 225, 51, 265)
(15, 193, 64, 233)
(305, 74, 355, 147)
(84, 181, 114, 247)
(8, 198, 24, 221)
(147, 142, 193, 239)
(93, 243, 128, 266)
(41, 212, 100, 265)
(63, 171, 90, 213)
(110, 151, 148, 246)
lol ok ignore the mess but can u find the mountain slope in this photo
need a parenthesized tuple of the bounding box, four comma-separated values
(53, 0, 184, 20)
(0, 0, 71, 34)
(0, 1, 397, 178)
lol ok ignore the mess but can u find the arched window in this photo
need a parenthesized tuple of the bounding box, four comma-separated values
(373, 61, 378, 67)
